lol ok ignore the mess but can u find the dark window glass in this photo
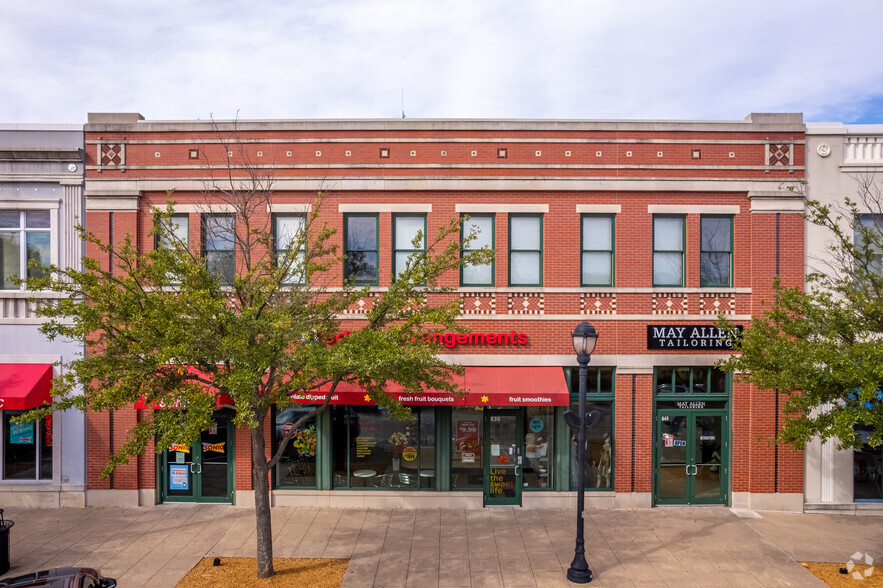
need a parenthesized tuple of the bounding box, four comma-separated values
(700, 216, 732, 287)
(569, 400, 613, 490)
(345, 215, 379, 285)
(332, 406, 433, 489)
(524, 407, 554, 489)
(855, 424, 883, 501)
(274, 406, 317, 488)
(451, 408, 483, 489)
(3, 411, 52, 480)
(855, 214, 883, 274)
(656, 367, 729, 395)
(203, 215, 235, 285)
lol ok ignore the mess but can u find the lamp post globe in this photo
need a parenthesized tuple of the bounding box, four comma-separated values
(567, 320, 597, 584)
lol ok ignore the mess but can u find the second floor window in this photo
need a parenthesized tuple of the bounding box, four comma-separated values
(392, 214, 426, 281)
(653, 216, 685, 287)
(700, 216, 732, 287)
(855, 214, 883, 274)
(581, 215, 614, 286)
(0, 211, 50, 290)
(461, 214, 494, 286)
(156, 214, 189, 250)
(345, 214, 378, 285)
(274, 214, 306, 285)
(509, 214, 542, 286)
(203, 215, 235, 285)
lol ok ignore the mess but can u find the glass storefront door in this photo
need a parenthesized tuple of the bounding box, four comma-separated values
(483, 410, 522, 506)
(655, 410, 727, 505)
(161, 413, 234, 503)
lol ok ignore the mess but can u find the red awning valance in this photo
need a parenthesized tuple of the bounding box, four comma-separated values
(292, 366, 569, 407)
(134, 367, 233, 409)
(0, 364, 53, 410)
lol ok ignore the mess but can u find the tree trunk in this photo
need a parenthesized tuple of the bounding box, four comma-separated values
(252, 423, 275, 578)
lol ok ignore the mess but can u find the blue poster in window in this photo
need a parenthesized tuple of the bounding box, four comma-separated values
(169, 464, 189, 490)
(9, 421, 34, 445)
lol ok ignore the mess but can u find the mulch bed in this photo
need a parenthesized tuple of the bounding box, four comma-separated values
(801, 562, 880, 587)
(176, 557, 348, 587)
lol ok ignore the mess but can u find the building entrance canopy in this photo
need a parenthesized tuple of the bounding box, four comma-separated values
(0, 364, 53, 410)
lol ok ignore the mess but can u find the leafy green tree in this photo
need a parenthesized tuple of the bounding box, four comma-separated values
(21, 143, 492, 578)
(717, 178, 882, 451)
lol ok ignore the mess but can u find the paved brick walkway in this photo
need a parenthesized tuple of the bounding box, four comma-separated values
(1, 505, 879, 586)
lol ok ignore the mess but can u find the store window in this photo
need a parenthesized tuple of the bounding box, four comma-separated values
(392, 214, 426, 281)
(524, 407, 554, 489)
(655, 366, 727, 395)
(700, 216, 732, 287)
(344, 214, 379, 285)
(653, 215, 685, 287)
(509, 214, 542, 286)
(332, 406, 434, 489)
(3, 411, 52, 480)
(0, 211, 50, 290)
(273, 406, 317, 488)
(451, 408, 483, 489)
(202, 214, 235, 285)
(855, 423, 882, 501)
(855, 214, 883, 274)
(274, 214, 306, 285)
(156, 214, 189, 249)
(581, 214, 614, 286)
(568, 367, 614, 491)
(461, 214, 494, 286)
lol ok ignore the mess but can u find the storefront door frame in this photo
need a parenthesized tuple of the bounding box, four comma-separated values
(483, 409, 523, 506)
(159, 411, 235, 504)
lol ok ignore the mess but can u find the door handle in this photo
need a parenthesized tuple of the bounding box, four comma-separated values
(514, 465, 520, 476)
(190, 463, 196, 473)
(686, 465, 697, 476)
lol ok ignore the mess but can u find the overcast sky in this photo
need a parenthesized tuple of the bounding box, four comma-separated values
(3, 0, 883, 124)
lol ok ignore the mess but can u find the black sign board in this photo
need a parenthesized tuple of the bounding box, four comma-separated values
(647, 325, 742, 350)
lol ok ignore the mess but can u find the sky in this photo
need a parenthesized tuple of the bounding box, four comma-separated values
(3, 0, 883, 124)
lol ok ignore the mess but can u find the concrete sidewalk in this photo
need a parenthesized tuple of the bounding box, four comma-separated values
(0, 505, 879, 587)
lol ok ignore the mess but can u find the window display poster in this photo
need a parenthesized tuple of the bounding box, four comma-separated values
(169, 464, 189, 490)
(456, 420, 479, 452)
(10, 421, 34, 444)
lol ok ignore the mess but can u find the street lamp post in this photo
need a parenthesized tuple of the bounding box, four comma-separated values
(566, 321, 599, 584)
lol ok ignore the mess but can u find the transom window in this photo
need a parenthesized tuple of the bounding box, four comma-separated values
(461, 214, 494, 286)
(274, 214, 306, 285)
(344, 214, 379, 285)
(202, 215, 235, 286)
(700, 216, 732, 287)
(509, 214, 542, 286)
(653, 216, 685, 287)
(392, 215, 426, 281)
(581, 214, 614, 286)
(0, 211, 50, 290)
(655, 366, 728, 395)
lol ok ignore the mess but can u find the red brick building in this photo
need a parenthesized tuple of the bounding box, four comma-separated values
(82, 112, 805, 510)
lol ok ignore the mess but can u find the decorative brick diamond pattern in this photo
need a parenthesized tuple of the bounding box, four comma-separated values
(652, 292, 688, 315)
(699, 293, 736, 315)
(459, 292, 496, 315)
(100, 143, 124, 166)
(507, 292, 544, 315)
(342, 293, 378, 315)
(403, 294, 426, 311)
(767, 143, 792, 166)
(580, 292, 616, 315)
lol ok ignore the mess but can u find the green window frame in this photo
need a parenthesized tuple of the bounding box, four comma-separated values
(201, 214, 235, 286)
(566, 366, 615, 491)
(653, 215, 685, 287)
(508, 214, 543, 287)
(700, 215, 733, 287)
(392, 214, 426, 283)
(581, 214, 615, 286)
(272, 405, 318, 489)
(654, 366, 729, 396)
(0, 210, 51, 290)
(344, 213, 379, 286)
(461, 214, 495, 286)
(273, 214, 307, 285)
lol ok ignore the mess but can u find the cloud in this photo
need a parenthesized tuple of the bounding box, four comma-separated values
(2, 0, 883, 123)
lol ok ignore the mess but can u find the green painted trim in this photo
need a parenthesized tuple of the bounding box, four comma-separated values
(343, 213, 379, 286)
(699, 214, 733, 287)
(436, 407, 451, 492)
(160, 411, 236, 503)
(391, 213, 427, 284)
(652, 214, 686, 287)
(460, 213, 496, 286)
(508, 213, 543, 287)
(483, 409, 523, 506)
(554, 405, 569, 492)
(580, 213, 615, 287)
(201, 214, 235, 286)
(317, 408, 332, 490)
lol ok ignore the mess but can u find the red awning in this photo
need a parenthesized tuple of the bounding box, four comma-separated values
(0, 364, 53, 410)
(134, 366, 234, 409)
(292, 366, 569, 407)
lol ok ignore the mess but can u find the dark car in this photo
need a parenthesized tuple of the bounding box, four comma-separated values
(0, 567, 116, 588)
